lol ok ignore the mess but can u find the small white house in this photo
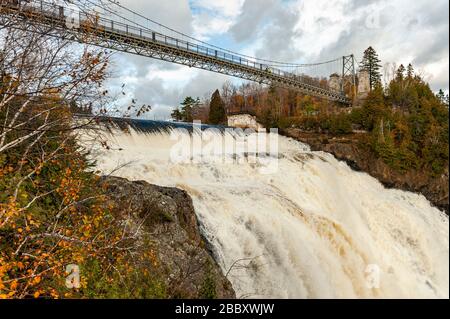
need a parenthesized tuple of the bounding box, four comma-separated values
(227, 114, 264, 130)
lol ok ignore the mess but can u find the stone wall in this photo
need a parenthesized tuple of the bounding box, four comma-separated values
(281, 129, 449, 214)
(101, 176, 236, 298)
(329, 74, 341, 92)
(227, 114, 264, 130)
(357, 70, 370, 98)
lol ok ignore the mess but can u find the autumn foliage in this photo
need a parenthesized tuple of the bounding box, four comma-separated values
(0, 20, 156, 298)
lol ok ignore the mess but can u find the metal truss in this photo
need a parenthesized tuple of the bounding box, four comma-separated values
(342, 55, 356, 98)
(0, 2, 352, 104)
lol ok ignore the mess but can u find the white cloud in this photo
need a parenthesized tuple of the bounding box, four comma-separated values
(192, 12, 235, 40)
(190, 0, 244, 40)
(190, 0, 244, 17)
(118, 0, 193, 34)
(292, 0, 353, 58)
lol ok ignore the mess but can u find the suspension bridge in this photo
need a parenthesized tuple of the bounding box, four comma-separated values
(0, 0, 356, 104)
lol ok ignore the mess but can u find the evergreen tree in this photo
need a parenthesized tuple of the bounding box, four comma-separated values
(360, 46, 382, 91)
(407, 63, 414, 78)
(436, 89, 449, 107)
(437, 89, 445, 102)
(208, 89, 227, 125)
(396, 64, 406, 80)
(170, 107, 183, 121)
(179, 96, 199, 122)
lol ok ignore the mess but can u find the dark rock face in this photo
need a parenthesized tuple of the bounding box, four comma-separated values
(101, 176, 235, 299)
(282, 129, 449, 214)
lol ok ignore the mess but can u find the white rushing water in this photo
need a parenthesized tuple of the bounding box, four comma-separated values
(82, 125, 449, 299)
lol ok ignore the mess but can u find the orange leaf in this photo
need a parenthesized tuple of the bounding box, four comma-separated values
(10, 280, 18, 290)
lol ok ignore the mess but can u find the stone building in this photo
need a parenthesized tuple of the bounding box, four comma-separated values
(329, 73, 341, 92)
(357, 70, 370, 99)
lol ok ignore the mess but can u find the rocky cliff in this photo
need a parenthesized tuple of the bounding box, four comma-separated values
(282, 129, 449, 214)
(101, 176, 235, 299)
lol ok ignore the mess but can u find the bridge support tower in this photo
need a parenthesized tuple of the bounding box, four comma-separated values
(341, 55, 357, 104)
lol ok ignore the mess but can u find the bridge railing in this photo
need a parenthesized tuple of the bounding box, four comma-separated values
(6, 0, 309, 78)
(99, 15, 287, 78)
(91, 16, 324, 87)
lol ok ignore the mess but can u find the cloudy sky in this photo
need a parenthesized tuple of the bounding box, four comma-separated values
(104, 0, 449, 119)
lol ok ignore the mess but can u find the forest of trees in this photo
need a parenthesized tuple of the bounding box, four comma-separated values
(288, 48, 449, 176)
(351, 72, 448, 175)
(171, 90, 227, 125)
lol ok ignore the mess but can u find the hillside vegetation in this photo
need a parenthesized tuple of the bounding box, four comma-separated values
(281, 72, 449, 177)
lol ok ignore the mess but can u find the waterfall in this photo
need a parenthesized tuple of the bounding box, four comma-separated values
(81, 121, 449, 299)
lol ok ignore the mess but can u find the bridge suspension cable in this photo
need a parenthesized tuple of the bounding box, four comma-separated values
(70, 0, 347, 81)
(80, 0, 347, 81)
(96, 0, 341, 69)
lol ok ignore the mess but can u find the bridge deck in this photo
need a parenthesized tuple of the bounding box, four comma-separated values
(0, 1, 351, 104)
